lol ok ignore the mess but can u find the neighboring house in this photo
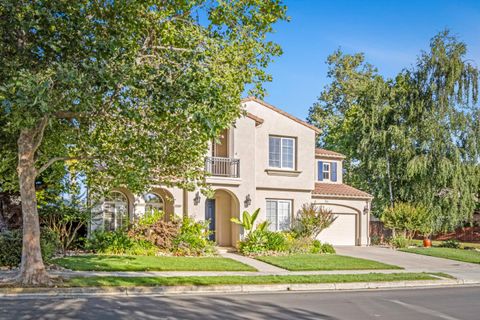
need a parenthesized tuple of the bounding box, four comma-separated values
(90, 97, 373, 246)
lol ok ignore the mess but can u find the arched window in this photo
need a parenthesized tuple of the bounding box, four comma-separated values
(143, 193, 164, 216)
(103, 191, 128, 231)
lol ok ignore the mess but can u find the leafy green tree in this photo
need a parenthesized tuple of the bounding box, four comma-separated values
(381, 202, 433, 239)
(309, 31, 479, 231)
(0, 0, 286, 285)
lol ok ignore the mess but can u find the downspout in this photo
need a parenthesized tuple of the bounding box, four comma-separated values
(182, 189, 188, 218)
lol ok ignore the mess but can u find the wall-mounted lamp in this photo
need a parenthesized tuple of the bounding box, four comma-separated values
(363, 204, 369, 215)
(244, 194, 251, 207)
(193, 192, 201, 206)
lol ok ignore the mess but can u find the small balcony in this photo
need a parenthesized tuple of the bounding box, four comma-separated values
(205, 157, 240, 178)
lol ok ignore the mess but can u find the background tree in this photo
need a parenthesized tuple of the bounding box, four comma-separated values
(309, 30, 479, 231)
(0, 0, 287, 286)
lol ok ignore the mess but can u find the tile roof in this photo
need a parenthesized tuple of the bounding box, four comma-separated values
(312, 183, 373, 199)
(315, 148, 346, 159)
(242, 97, 321, 133)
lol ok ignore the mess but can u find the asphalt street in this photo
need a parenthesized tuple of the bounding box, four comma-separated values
(1, 286, 479, 320)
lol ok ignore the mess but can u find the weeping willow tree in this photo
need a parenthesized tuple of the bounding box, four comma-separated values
(401, 31, 479, 230)
(309, 31, 480, 230)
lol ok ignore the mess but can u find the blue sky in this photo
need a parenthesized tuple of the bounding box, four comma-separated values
(261, 0, 480, 120)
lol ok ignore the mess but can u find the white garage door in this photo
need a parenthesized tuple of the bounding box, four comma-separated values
(317, 213, 356, 246)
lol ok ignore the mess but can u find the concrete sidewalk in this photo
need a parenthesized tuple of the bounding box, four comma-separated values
(1, 249, 479, 297)
(336, 246, 480, 284)
(1, 249, 479, 280)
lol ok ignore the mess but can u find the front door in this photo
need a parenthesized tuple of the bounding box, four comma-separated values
(205, 199, 216, 241)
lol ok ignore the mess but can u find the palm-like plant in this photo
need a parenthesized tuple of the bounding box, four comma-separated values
(231, 208, 268, 236)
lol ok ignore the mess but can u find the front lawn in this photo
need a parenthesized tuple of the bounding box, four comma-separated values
(66, 272, 441, 287)
(54, 255, 256, 272)
(400, 247, 480, 264)
(256, 254, 401, 271)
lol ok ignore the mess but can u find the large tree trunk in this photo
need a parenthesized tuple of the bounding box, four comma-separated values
(16, 127, 51, 286)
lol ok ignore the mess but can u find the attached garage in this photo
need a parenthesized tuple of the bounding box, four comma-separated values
(312, 182, 373, 246)
(317, 213, 357, 246)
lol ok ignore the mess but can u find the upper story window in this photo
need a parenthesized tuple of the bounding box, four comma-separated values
(269, 136, 295, 169)
(322, 162, 330, 180)
(317, 160, 337, 182)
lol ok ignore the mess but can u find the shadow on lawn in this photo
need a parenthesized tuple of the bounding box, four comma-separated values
(55, 255, 138, 271)
(0, 294, 338, 320)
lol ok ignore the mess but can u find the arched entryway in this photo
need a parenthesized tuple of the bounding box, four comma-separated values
(205, 189, 240, 247)
(149, 188, 175, 220)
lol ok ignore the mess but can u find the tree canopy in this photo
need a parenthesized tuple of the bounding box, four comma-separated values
(309, 31, 480, 231)
(0, 0, 287, 285)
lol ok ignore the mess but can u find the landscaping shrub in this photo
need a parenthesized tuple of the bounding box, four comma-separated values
(238, 230, 290, 255)
(39, 196, 90, 254)
(320, 242, 336, 254)
(41, 228, 61, 263)
(381, 203, 434, 240)
(128, 212, 180, 250)
(86, 230, 158, 256)
(0, 230, 22, 267)
(137, 210, 166, 227)
(87, 215, 215, 256)
(237, 230, 336, 256)
(286, 236, 314, 254)
(390, 235, 410, 249)
(238, 230, 269, 255)
(0, 228, 60, 267)
(370, 235, 382, 245)
(173, 217, 215, 256)
(231, 208, 268, 237)
(439, 239, 460, 249)
(264, 231, 289, 252)
(291, 204, 336, 239)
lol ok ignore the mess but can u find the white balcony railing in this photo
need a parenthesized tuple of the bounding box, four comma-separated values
(205, 157, 240, 178)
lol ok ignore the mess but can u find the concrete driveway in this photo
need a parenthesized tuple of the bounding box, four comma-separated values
(336, 246, 480, 283)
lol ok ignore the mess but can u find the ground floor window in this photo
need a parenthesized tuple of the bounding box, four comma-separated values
(266, 199, 292, 231)
(143, 193, 164, 216)
(103, 191, 128, 231)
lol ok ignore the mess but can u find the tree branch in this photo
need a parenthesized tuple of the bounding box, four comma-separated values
(37, 156, 96, 176)
(32, 116, 49, 153)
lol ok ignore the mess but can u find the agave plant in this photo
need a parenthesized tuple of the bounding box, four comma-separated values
(230, 208, 269, 236)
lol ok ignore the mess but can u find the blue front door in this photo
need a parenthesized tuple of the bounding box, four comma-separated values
(205, 199, 216, 241)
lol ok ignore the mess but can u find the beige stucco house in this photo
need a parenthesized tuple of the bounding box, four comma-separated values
(91, 97, 373, 246)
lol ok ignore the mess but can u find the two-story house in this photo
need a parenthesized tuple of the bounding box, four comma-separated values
(91, 97, 372, 246)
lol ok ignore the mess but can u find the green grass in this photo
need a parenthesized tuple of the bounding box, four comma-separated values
(66, 273, 442, 287)
(255, 254, 402, 271)
(410, 239, 480, 249)
(400, 247, 480, 264)
(54, 255, 256, 272)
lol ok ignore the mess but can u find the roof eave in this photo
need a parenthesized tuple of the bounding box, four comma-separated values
(312, 193, 374, 200)
(242, 97, 321, 134)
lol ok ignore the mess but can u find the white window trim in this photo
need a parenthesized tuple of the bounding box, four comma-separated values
(266, 199, 292, 231)
(268, 136, 296, 170)
(103, 191, 129, 231)
(144, 193, 165, 216)
(323, 162, 331, 181)
(317, 160, 333, 182)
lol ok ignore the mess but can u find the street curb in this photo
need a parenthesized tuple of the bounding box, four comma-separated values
(0, 279, 477, 298)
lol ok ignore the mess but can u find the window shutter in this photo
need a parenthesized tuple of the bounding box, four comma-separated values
(318, 161, 323, 181)
(331, 162, 337, 182)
